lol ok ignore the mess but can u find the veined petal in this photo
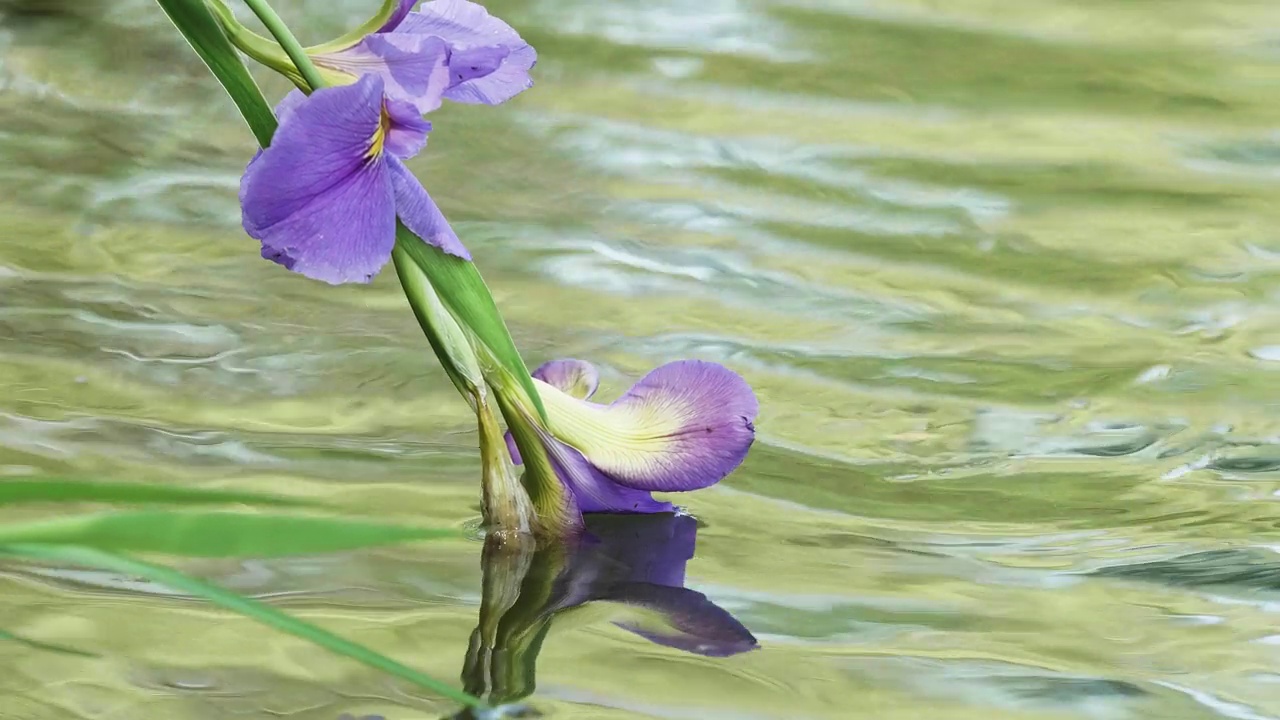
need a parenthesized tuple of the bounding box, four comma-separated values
(533, 359, 599, 400)
(314, 34, 452, 114)
(540, 432, 673, 515)
(504, 359, 599, 465)
(397, 0, 536, 105)
(387, 156, 471, 259)
(240, 76, 397, 284)
(538, 360, 758, 492)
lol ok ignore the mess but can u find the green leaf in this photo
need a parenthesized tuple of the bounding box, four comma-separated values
(0, 544, 484, 709)
(395, 230, 548, 422)
(154, 0, 277, 146)
(0, 478, 313, 508)
(0, 511, 455, 557)
(0, 629, 100, 658)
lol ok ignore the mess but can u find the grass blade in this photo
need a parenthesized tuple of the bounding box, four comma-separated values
(0, 511, 456, 557)
(0, 478, 312, 508)
(0, 628, 100, 658)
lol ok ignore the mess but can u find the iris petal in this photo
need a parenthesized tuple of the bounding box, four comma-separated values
(533, 358, 599, 400)
(397, 0, 536, 105)
(606, 586, 760, 657)
(315, 34, 452, 114)
(541, 431, 673, 514)
(503, 358, 599, 465)
(539, 360, 758, 492)
(383, 98, 433, 158)
(387, 156, 471, 259)
(240, 76, 398, 284)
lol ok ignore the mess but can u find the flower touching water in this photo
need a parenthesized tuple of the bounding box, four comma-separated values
(208, 0, 760, 538)
(506, 359, 758, 520)
(234, 0, 535, 284)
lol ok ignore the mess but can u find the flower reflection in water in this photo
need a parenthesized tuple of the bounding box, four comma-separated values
(460, 513, 757, 711)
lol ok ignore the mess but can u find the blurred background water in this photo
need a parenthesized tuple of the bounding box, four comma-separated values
(3, 0, 1280, 717)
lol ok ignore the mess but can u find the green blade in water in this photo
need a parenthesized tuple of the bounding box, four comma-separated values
(0, 544, 484, 709)
(0, 628, 99, 658)
(0, 477, 313, 508)
(0, 511, 457, 557)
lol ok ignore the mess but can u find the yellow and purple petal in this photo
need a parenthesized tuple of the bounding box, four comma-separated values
(538, 360, 758, 493)
(534, 358, 599, 400)
(504, 358, 598, 464)
(396, 0, 536, 105)
(539, 427, 673, 514)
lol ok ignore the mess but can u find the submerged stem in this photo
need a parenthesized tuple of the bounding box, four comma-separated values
(238, 0, 326, 91)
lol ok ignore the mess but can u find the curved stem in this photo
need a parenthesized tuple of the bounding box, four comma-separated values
(238, 0, 326, 92)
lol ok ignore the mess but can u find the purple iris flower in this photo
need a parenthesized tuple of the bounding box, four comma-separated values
(238, 0, 535, 284)
(315, 0, 537, 110)
(507, 359, 759, 517)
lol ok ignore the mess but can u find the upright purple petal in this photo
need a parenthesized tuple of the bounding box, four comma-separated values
(533, 359, 599, 400)
(387, 157, 471, 259)
(314, 34, 452, 114)
(397, 0, 536, 105)
(240, 76, 397, 284)
(377, 0, 419, 32)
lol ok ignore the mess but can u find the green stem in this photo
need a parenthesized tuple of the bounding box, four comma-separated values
(238, 0, 326, 91)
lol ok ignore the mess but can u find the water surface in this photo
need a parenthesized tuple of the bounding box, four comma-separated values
(3, 0, 1280, 717)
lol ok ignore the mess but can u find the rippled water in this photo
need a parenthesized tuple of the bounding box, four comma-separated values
(4, 0, 1280, 717)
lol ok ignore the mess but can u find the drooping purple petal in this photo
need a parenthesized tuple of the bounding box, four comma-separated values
(533, 359, 599, 400)
(397, 0, 536, 105)
(387, 157, 471, 259)
(376, 0, 419, 32)
(240, 76, 398, 284)
(541, 430, 672, 515)
(314, 33, 452, 114)
(609, 584, 759, 658)
(582, 512, 695, 588)
(554, 514, 757, 657)
(594, 360, 758, 492)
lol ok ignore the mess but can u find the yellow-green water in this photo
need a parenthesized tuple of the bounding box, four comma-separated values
(4, 0, 1280, 717)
